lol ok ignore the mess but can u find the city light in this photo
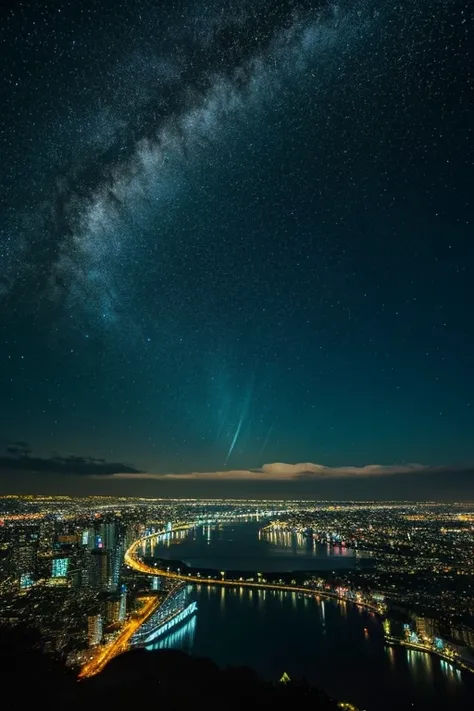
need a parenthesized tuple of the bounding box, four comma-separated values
(0, 496, 473, 687)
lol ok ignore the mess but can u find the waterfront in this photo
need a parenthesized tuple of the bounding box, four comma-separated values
(146, 522, 474, 710)
(150, 520, 360, 572)
(1, 500, 473, 707)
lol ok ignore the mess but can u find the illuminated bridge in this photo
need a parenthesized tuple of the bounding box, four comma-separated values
(124, 523, 383, 614)
(130, 584, 197, 647)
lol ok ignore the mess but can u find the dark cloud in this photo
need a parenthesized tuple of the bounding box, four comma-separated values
(0, 443, 141, 477)
(4, 440, 29, 448)
(3, 440, 32, 457)
(6, 447, 24, 456)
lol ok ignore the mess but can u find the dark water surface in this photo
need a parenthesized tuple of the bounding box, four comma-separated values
(147, 523, 474, 710)
(150, 520, 359, 571)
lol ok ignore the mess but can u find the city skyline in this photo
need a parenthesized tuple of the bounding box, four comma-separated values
(1, 0, 473, 498)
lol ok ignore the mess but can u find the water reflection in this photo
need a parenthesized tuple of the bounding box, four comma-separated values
(386, 645, 395, 667)
(439, 658, 463, 682)
(261, 526, 356, 558)
(143, 522, 472, 709)
(145, 581, 473, 711)
(146, 614, 197, 653)
(151, 521, 359, 572)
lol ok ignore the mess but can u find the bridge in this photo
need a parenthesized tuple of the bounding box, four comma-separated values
(79, 522, 380, 681)
(124, 523, 382, 614)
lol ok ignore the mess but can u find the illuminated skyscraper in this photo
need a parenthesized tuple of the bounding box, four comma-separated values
(415, 616, 427, 639)
(119, 590, 127, 621)
(415, 616, 438, 641)
(87, 614, 103, 646)
(105, 591, 127, 625)
(12, 526, 38, 587)
(100, 523, 116, 550)
(82, 528, 96, 550)
(51, 557, 69, 578)
(108, 542, 123, 592)
(39, 519, 56, 554)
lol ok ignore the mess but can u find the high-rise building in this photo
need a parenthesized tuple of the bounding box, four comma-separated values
(424, 617, 438, 639)
(87, 614, 103, 647)
(81, 528, 96, 550)
(105, 598, 120, 625)
(105, 592, 127, 625)
(119, 590, 127, 622)
(51, 557, 69, 578)
(12, 526, 38, 587)
(89, 549, 109, 590)
(100, 523, 116, 550)
(75, 548, 92, 588)
(39, 519, 56, 554)
(415, 616, 428, 640)
(69, 568, 81, 588)
(415, 616, 438, 641)
(87, 523, 123, 591)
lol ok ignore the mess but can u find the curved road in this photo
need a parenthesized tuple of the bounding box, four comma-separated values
(124, 524, 382, 613)
(123, 524, 473, 678)
(78, 594, 161, 679)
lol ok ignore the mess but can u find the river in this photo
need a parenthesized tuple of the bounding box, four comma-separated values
(148, 519, 361, 571)
(144, 522, 474, 710)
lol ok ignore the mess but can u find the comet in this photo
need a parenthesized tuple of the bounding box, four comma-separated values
(224, 376, 255, 465)
(225, 413, 245, 465)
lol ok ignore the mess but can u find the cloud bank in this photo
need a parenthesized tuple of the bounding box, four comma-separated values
(0, 442, 464, 484)
(112, 461, 437, 481)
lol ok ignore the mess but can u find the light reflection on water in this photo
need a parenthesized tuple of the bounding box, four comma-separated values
(149, 521, 360, 572)
(262, 527, 355, 559)
(144, 585, 473, 710)
(142, 523, 473, 710)
(146, 614, 197, 653)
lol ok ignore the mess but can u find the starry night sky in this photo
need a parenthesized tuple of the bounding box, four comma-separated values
(1, 0, 473, 498)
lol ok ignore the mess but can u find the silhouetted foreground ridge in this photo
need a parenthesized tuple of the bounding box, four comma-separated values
(0, 629, 340, 710)
(82, 647, 340, 709)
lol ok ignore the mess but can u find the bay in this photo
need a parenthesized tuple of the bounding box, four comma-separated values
(146, 522, 474, 710)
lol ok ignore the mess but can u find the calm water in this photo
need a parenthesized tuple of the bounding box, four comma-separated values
(147, 522, 474, 710)
(150, 520, 359, 571)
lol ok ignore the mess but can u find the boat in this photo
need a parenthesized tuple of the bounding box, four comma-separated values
(131, 584, 197, 647)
